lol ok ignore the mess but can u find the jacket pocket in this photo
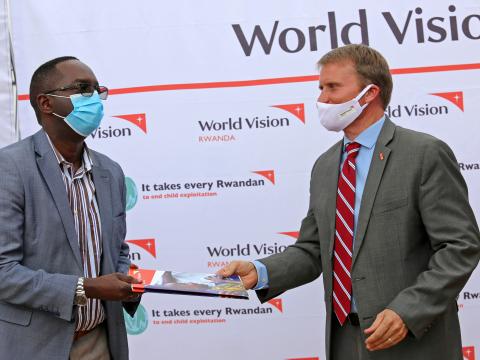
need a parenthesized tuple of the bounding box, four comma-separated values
(0, 301, 33, 326)
(372, 196, 408, 215)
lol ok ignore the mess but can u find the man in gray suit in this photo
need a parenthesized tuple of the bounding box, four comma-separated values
(0, 57, 141, 359)
(219, 44, 480, 359)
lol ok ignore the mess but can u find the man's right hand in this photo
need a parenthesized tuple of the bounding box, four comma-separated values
(84, 273, 141, 301)
(217, 261, 258, 289)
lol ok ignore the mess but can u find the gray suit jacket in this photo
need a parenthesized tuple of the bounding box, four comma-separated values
(0, 130, 136, 360)
(257, 118, 480, 360)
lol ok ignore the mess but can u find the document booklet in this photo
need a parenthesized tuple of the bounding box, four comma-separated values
(129, 268, 249, 299)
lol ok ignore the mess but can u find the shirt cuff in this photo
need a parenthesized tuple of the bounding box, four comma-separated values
(251, 260, 269, 290)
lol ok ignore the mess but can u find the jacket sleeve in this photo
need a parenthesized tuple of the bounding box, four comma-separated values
(387, 139, 480, 338)
(112, 163, 140, 316)
(256, 158, 324, 303)
(116, 165, 131, 275)
(256, 208, 322, 303)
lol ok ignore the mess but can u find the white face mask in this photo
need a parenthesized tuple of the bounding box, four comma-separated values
(316, 84, 373, 132)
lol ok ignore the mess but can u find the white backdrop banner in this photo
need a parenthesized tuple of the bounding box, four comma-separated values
(9, 1, 480, 359)
(0, 0, 16, 147)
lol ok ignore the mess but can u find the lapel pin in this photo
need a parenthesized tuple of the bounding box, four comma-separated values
(379, 152, 384, 160)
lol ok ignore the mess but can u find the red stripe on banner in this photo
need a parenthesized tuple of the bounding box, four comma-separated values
(390, 63, 480, 75)
(18, 94, 31, 101)
(109, 75, 317, 95)
(16, 63, 480, 101)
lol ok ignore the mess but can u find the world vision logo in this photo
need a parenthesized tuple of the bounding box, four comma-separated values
(124, 304, 149, 335)
(141, 170, 275, 202)
(271, 104, 305, 123)
(206, 230, 296, 268)
(267, 298, 284, 313)
(198, 103, 305, 143)
(252, 170, 275, 185)
(431, 92, 464, 111)
(463, 346, 475, 360)
(91, 113, 147, 139)
(278, 231, 299, 240)
(232, 6, 480, 56)
(126, 238, 157, 262)
(386, 91, 464, 118)
(125, 177, 138, 211)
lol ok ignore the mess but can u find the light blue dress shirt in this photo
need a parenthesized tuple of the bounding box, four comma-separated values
(252, 117, 386, 313)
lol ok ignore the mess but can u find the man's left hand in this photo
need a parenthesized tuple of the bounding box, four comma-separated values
(364, 309, 408, 351)
(126, 263, 142, 302)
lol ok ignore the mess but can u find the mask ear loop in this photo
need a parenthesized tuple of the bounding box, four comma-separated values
(356, 84, 374, 110)
(357, 84, 374, 100)
(44, 93, 71, 119)
(52, 113, 66, 119)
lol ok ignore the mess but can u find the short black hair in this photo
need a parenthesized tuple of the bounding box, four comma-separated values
(29, 56, 79, 122)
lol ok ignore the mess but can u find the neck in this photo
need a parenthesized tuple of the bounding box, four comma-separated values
(343, 106, 385, 141)
(44, 129, 84, 168)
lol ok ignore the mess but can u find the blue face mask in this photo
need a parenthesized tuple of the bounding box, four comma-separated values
(48, 91, 104, 137)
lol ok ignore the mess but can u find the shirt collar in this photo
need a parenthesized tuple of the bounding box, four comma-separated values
(44, 132, 93, 173)
(343, 115, 385, 151)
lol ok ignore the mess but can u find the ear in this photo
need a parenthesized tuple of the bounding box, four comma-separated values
(364, 85, 381, 104)
(36, 94, 53, 114)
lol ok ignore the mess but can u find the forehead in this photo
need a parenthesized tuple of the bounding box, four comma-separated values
(54, 60, 98, 85)
(319, 60, 359, 84)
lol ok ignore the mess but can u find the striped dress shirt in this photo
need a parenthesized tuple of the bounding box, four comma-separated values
(47, 136, 106, 331)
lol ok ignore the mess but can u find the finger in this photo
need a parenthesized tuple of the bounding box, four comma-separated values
(370, 327, 408, 351)
(370, 336, 396, 351)
(242, 264, 258, 289)
(366, 326, 391, 350)
(117, 273, 141, 284)
(367, 311, 408, 350)
(369, 313, 405, 343)
(365, 318, 391, 348)
(216, 261, 240, 277)
(367, 317, 406, 350)
(364, 312, 384, 335)
(130, 275, 143, 284)
(120, 283, 135, 298)
(367, 326, 397, 350)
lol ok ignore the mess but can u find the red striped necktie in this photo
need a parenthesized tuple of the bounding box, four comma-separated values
(333, 141, 361, 325)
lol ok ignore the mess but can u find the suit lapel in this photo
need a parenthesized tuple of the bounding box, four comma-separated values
(33, 131, 83, 272)
(352, 118, 396, 266)
(325, 140, 343, 260)
(90, 157, 115, 275)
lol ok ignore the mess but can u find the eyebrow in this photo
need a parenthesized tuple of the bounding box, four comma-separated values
(319, 81, 341, 89)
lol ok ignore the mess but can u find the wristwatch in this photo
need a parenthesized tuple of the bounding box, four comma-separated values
(74, 277, 87, 306)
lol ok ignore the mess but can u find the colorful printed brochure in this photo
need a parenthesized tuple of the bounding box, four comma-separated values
(129, 268, 249, 299)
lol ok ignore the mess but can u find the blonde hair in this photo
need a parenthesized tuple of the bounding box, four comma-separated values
(318, 44, 393, 109)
